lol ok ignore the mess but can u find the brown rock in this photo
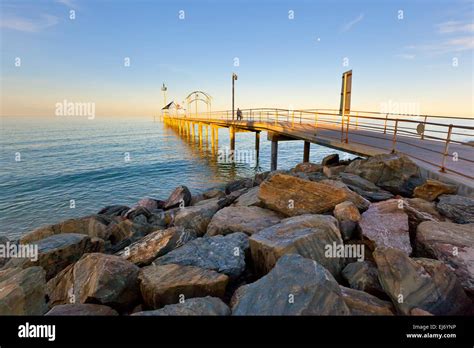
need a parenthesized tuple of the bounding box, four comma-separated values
(0, 266, 47, 315)
(359, 200, 411, 255)
(323, 165, 346, 178)
(333, 201, 361, 240)
(249, 214, 344, 277)
(206, 206, 281, 236)
(416, 221, 474, 294)
(341, 261, 385, 297)
(138, 264, 228, 309)
(164, 185, 192, 209)
(258, 173, 348, 216)
(20, 215, 110, 244)
(132, 296, 230, 316)
(374, 247, 473, 315)
(320, 179, 370, 211)
(414, 179, 457, 201)
(291, 162, 323, 174)
(47, 253, 140, 311)
(173, 198, 223, 236)
(340, 286, 395, 315)
(410, 308, 433, 316)
(116, 227, 195, 266)
(232, 186, 263, 207)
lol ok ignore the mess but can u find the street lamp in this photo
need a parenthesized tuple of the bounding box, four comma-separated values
(161, 83, 168, 108)
(232, 73, 238, 120)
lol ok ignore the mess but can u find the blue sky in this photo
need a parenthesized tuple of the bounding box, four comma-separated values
(1, 0, 473, 116)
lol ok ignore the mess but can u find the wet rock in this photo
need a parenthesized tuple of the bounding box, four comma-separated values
(258, 173, 348, 216)
(320, 179, 370, 211)
(341, 261, 385, 297)
(203, 188, 226, 200)
(106, 220, 155, 245)
(132, 297, 230, 316)
(137, 198, 165, 211)
(416, 221, 474, 294)
(249, 214, 343, 277)
(291, 162, 323, 174)
(231, 254, 350, 315)
(233, 186, 263, 207)
(359, 200, 411, 255)
(47, 253, 139, 311)
(344, 153, 423, 196)
(225, 178, 255, 194)
(333, 201, 361, 240)
(164, 185, 192, 209)
(0, 266, 47, 315)
(206, 206, 281, 237)
(46, 303, 118, 316)
(98, 205, 130, 217)
(339, 172, 394, 202)
(124, 206, 153, 221)
(321, 154, 339, 166)
(340, 286, 395, 315)
(373, 247, 473, 315)
(414, 179, 457, 201)
(20, 215, 111, 244)
(173, 198, 223, 236)
(154, 232, 249, 279)
(11, 233, 97, 280)
(437, 194, 474, 224)
(138, 264, 228, 309)
(410, 308, 433, 316)
(116, 227, 196, 266)
(323, 165, 346, 178)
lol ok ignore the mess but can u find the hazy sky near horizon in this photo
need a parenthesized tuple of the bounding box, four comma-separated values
(1, 0, 473, 117)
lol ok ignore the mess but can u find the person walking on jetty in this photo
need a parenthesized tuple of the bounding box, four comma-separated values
(236, 108, 243, 120)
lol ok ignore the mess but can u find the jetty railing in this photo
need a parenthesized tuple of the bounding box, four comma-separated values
(164, 108, 474, 180)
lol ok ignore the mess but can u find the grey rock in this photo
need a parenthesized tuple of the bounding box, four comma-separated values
(132, 297, 230, 316)
(437, 194, 474, 224)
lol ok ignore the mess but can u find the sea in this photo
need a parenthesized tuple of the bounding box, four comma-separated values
(0, 116, 356, 239)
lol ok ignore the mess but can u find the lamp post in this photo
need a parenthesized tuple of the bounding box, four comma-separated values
(232, 73, 238, 120)
(161, 83, 168, 108)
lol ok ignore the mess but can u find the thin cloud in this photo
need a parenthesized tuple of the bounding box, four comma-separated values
(56, 0, 78, 9)
(0, 14, 59, 32)
(405, 36, 473, 55)
(396, 54, 416, 60)
(437, 20, 474, 33)
(341, 13, 364, 32)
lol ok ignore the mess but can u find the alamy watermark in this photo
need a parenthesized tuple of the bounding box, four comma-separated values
(217, 146, 257, 165)
(55, 99, 95, 120)
(324, 242, 365, 262)
(0, 241, 38, 262)
(380, 99, 420, 118)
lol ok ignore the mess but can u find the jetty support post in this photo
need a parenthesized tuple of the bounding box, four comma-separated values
(303, 141, 310, 162)
(230, 126, 236, 152)
(271, 140, 278, 171)
(255, 131, 260, 164)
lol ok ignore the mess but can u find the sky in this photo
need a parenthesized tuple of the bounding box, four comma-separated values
(1, 0, 473, 117)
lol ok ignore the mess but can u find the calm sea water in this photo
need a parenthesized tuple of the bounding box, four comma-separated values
(0, 116, 355, 239)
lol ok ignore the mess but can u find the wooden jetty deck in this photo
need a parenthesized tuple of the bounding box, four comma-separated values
(163, 108, 474, 195)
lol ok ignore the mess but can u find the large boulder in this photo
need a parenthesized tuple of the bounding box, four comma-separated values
(249, 214, 344, 277)
(341, 261, 385, 297)
(116, 227, 195, 266)
(46, 303, 118, 316)
(291, 162, 322, 174)
(232, 186, 263, 207)
(437, 194, 474, 224)
(414, 179, 457, 201)
(154, 233, 249, 279)
(20, 215, 111, 244)
(132, 297, 230, 316)
(0, 266, 47, 315)
(344, 153, 423, 196)
(173, 198, 223, 236)
(106, 220, 155, 245)
(258, 173, 348, 216)
(47, 253, 140, 311)
(321, 154, 339, 166)
(18, 233, 98, 280)
(231, 254, 350, 315)
(97, 205, 130, 217)
(164, 185, 192, 209)
(373, 247, 473, 315)
(320, 179, 370, 211)
(339, 172, 394, 202)
(137, 198, 165, 211)
(359, 200, 411, 255)
(206, 206, 281, 237)
(416, 221, 474, 294)
(333, 201, 361, 240)
(340, 286, 395, 315)
(138, 264, 228, 309)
